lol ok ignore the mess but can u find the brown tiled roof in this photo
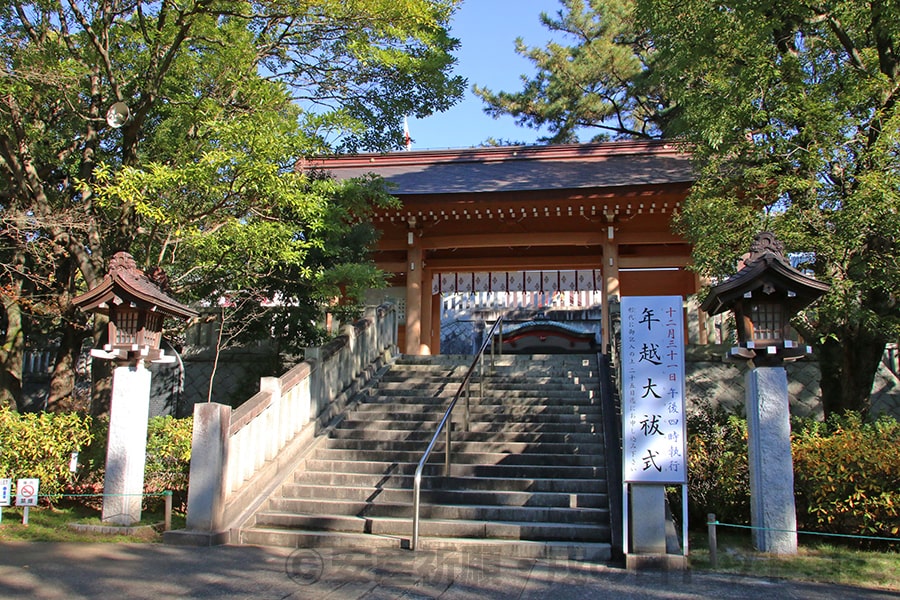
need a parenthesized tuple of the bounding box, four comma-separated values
(308, 140, 694, 195)
(701, 252, 830, 316)
(73, 252, 197, 319)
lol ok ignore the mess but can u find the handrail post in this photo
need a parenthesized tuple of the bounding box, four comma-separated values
(444, 421, 451, 476)
(479, 352, 484, 404)
(412, 471, 422, 550)
(465, 380, 470, 432)
(490, 325, 496, 366)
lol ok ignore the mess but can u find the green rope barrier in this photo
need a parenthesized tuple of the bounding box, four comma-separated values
(34, 492, 172, 498)
(708, 520, 900, 544)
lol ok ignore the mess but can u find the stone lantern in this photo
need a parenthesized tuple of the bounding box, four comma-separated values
(74, 252, 197, 364)
(701, 231, 829, 365)
(701, 232, 829, 554)
(74, 252, 197, 525)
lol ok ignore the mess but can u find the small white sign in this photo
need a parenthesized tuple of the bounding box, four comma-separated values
(0, 478, 11, 506)
(16, 478, 39, 507)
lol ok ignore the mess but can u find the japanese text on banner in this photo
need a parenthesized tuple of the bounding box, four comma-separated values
(621, 296, 687, 484)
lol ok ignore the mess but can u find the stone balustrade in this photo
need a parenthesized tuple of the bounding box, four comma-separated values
(168, 304, 398, 545)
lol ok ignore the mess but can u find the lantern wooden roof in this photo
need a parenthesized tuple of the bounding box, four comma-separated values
(700, 232, 830, 316)
(73, 252, 197, 319)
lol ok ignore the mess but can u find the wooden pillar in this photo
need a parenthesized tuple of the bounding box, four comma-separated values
(602, 219, 620, 354)
(405, 243, 423, 355)
(419, 269, 433, 355)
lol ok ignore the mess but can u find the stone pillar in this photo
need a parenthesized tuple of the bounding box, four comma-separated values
(102, 363, 152, 525)
(630, 484, 667, 553)
(184, 402, 232, 534)
(746, 366, 798, 554)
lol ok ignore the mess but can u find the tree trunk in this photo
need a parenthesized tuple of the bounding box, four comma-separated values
(0, 297, 26, 412)
(817, 328, 887, 418)
(47, 259, 88, 412)
(47, 320, 87, 412)
(89, 315, 113, 417)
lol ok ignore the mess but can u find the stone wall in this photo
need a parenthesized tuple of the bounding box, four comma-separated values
(684, 345, 900, 420)
(180, 346, 281, 416)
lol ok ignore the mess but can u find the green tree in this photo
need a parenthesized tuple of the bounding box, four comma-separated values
(474, 0, 676, 143)
(638, 0, 900, 417)
(0, 0, 464, 412)
(481, 0, 899, 417)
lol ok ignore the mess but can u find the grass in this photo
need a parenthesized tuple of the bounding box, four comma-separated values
(689, 530, 900, 592)
(0, 501, 185, 543)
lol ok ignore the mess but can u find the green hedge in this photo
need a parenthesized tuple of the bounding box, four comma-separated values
(683, 406, 900, 546)
(71, 415, 193, 512)
(0, 407, 93, 500)
(793, 412, 900, 543)
(144, 415, 193, 511)
(684, 404, 750, 527)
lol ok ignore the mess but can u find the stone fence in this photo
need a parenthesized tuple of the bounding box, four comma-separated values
(166, 303, 398, 545)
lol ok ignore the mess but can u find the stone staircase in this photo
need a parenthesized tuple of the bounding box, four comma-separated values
(238, 354, 613, 560)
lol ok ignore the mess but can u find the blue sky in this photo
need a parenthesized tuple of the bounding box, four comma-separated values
(408, 1, 565, 150)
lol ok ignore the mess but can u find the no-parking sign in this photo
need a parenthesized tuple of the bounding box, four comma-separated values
(16, 478, 39, 507)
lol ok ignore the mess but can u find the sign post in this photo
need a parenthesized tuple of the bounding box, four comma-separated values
(621, 296, 688, 565)
(15, 478, 39, 526)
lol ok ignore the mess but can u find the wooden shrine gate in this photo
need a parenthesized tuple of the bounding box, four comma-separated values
(310, 140, 700, 354)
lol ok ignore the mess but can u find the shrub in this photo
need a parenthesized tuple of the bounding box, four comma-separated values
(0, 407, 93, 501)
(683, 404, 750, 527)
(144, 415, 193, 511)
(792, 412, 900, 545)
(69, 415, 193, 512)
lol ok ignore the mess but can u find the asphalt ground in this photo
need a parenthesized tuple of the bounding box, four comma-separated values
(1, 542, 899, 599)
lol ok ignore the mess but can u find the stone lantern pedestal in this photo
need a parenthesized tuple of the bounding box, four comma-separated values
(102, 363, 153, 524)
(746, 366, 797, 553)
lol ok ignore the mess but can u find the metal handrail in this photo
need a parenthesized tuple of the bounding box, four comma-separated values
(410, 317, 504, 550)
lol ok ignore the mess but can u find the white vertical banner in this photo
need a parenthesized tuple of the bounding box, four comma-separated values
(621, 296, 687, 484)
(0, 478, 11, 506)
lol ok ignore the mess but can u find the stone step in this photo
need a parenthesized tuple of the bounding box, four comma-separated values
(365, 389, 597, 400)
(329, 428, 603, 444)
(377, 373, 599, 384)
(335, 419, 603, 434)
(249, 513, 610, 543)
(323, 438, 605, 455)
(277, 484, 609, 509)
(396, 354, 595, 365)
(238, 351, 612, 560)
(236, 528, 611, 561)
(302, 458, 605, 479)
(295, 472, 608, 494)
(341, 414, 601, 432)
(313, 448, 606, 467)
(351, 404, 601, 418)
(373, 385, 596, 397)
(260, 498, 609, 524)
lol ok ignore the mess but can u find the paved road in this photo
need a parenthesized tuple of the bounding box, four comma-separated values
(0, 542, 898, 599)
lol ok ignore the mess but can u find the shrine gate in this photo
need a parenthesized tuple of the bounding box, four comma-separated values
(312, 140, 700, 355)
